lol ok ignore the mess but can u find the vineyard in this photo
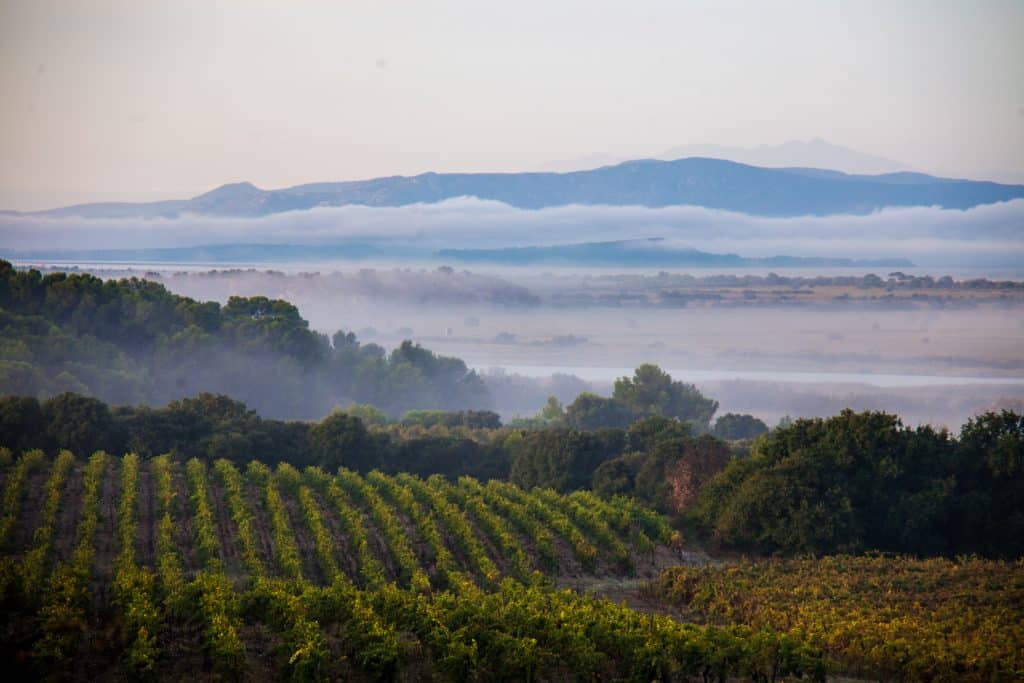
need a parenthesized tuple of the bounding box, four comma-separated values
(644, 555, 1024, 682)
(0, 449, 830, 681)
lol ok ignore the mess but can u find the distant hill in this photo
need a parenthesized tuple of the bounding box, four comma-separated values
(437, 239, 913, 268)
(659, 139, 913, 175)
(541, 139, 913, 175)
(10, 157, 1024, 219)
(6, 239, 913, 268)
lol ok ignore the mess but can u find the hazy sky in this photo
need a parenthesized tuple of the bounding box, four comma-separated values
(2, 0, 1022, 209)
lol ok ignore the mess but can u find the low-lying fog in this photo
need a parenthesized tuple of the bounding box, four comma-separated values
(15, 259, 1023, 430)
(5, 197, 1024, 269)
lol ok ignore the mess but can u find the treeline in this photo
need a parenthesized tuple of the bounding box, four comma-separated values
(0, 391, 720, 496)
(620, 270, 1024, 291)
(0, 392, 509, 482)
(3, 388, 1020, 559)
(0, 260, 487, 418)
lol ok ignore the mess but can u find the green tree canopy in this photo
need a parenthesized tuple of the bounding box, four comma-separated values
(713, 413, 769, 440)
(684, 409, 1014, 556)
(612, 364, 718, 427)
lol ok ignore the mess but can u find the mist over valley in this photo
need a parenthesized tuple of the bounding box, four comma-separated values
(9, 259, 1022, 430)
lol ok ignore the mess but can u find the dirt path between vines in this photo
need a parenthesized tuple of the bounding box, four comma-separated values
(308, 488, 361, 584)
(245, 477, 279, 577)
(385, 502, 435, 581)
(51, 461, 83, 567)
(171, 463, 199, 575)
(557, 547, 717, 621)
(92, 458, 120, 608)
(11, 464, 51, 553)
(207, 474, 241, 576)
(135, 458, 156, 569)
(354, 504, 402, 585)
(462, 509, 513, 578)
(280, 486, 324, 585)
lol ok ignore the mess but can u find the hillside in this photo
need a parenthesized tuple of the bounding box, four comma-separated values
(2, 447, 1020, 681)
(14, 157, 1024, 218)
(0, 450, 814, 682)
(0, 452, 672, 589)
(0, 260, 489, 419)
(437, 239, 913, 267)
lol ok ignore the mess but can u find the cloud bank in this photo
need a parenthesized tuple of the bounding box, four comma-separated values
(2, 197, 1023, 267)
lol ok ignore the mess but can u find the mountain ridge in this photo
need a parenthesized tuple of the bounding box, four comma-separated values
(9, 156, 1024, 219)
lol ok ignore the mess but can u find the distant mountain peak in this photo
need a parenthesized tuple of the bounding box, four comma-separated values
(541, 139, 914, 176)
(659, 139, 912, 176)
(193, 181, 263, 201)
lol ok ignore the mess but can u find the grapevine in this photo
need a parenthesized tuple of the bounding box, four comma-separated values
(473, 478, 558, 571)
(32, 451, 107, 667)
(444, 475, 534, 579)
(213, 458, 263, 577)
(336, 467, 429, 591)
(295, 481, 344, 584)
(20, 450, 75, 596)
(400, 473, 500, 585)
(489, 480, 598, 571)
(535, 487, 633, 572)
(152, 454, 185, 603)
(185, 458, 222, 571)
(645, 555, 1024, 682)
(248, 460, 302, 581)
(112, 453, 160, 676)
(0, 449, 45, 549)
(368, 470, 468, 590)
(304, 466, 388, 589)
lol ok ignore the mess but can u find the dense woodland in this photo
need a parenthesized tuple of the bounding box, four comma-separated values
(686, 409, 1024, 558)
(0, 260, 489, 418)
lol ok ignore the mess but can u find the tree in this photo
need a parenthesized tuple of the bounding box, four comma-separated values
(592, 455, 641, 498)
(713, 413, 769, 440)
(308, 410, 380, 472)
(592, 433, 729, 515)
(540, 396, 565, 423)
(686, 410, 961, 555)
(564, 393, 633, 430)
(345, 404, 388, 426)
(0, 395, 45, 452)
(951, 410, 1024, 557)
(661, 435, 731, 515)
(389, 435, 509, 481)
(509, 428, 623, 492)
(41, 392, 117, 456)
(612, 364, 718, 428)
(626, 415, 690, 452)
(442, 410, 502, 429)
